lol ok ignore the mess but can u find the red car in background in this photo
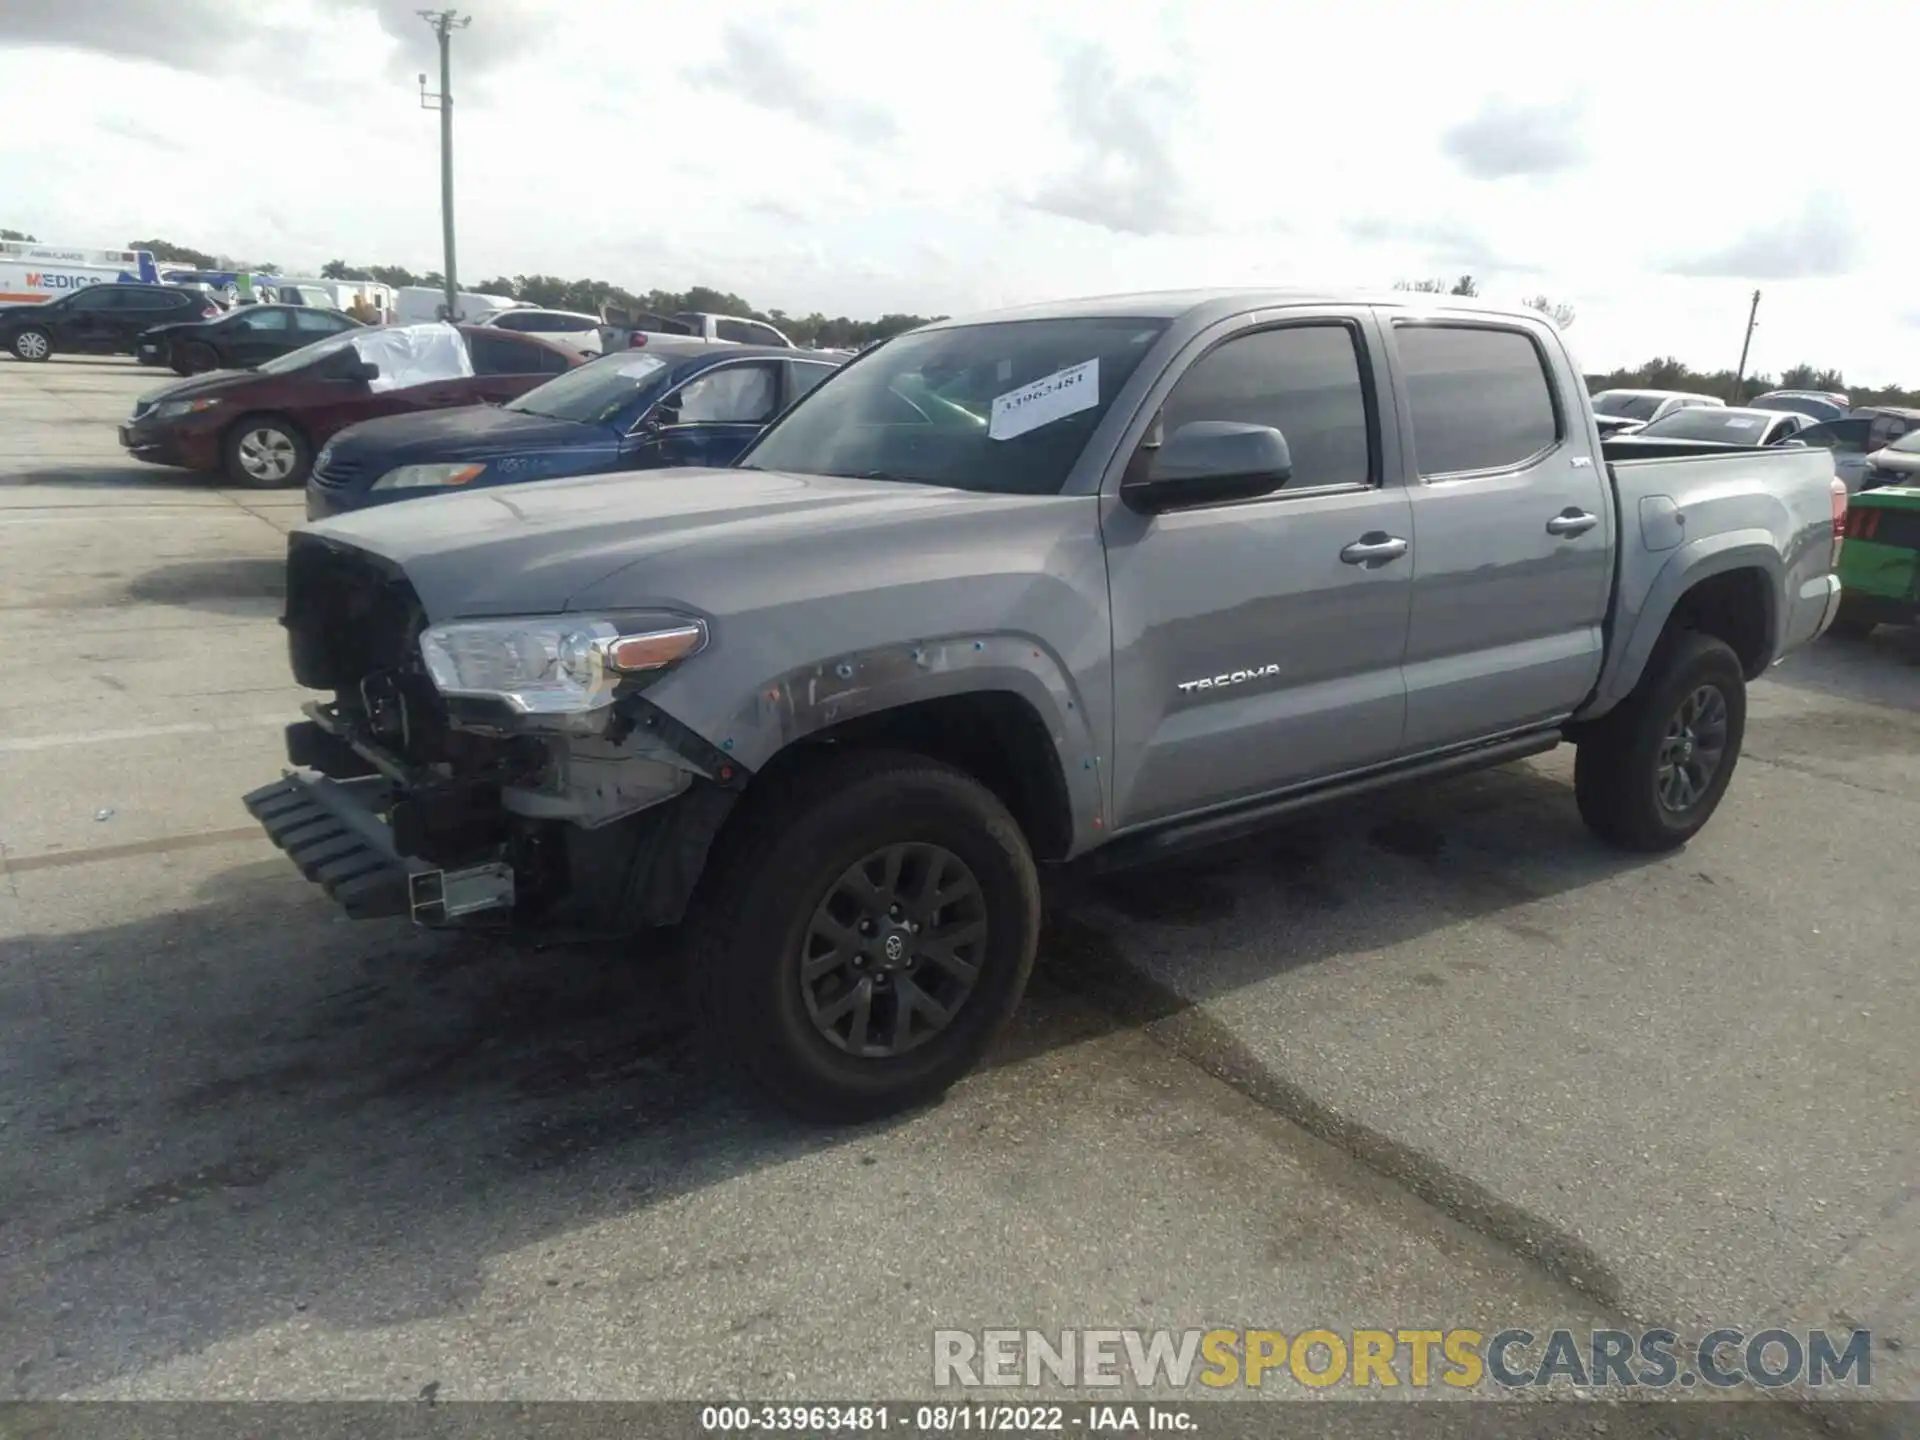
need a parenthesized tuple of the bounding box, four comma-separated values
(117, 322, 581, 488)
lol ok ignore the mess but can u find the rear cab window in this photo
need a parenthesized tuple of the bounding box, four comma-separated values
(1393, 324, 1562, 475)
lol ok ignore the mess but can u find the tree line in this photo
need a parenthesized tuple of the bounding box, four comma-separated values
(320, 259, 940, 351)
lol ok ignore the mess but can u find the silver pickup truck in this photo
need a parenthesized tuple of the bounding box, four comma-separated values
(245, 289, 1848, 1120)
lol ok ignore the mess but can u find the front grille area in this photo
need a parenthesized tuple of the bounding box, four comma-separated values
(284, 534, 427, 691)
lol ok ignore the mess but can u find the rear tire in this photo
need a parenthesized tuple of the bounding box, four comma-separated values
(1575, 631, 1747, 853)
(685, 750, 1040, 1123)
(10, 326, 51, 362)
(221, 415, 311, 489)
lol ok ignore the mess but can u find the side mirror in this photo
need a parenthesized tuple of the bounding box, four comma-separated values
(1122, 421, 1293, 513)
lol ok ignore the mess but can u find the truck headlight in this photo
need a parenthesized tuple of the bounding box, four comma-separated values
(373, 462, 487, 490)
(418, 616, 706, 715)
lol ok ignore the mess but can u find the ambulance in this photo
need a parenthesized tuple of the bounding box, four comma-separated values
(0, 241, 162, 304)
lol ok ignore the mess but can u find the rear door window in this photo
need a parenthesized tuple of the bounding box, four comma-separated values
(1798, 419, 1869, 453)
(469, 332, 568, 375)
(1394, 324, 1562, 476)
(294, 309, 352, 335)
(788, 360, 837, 402)
(714, 318, 756, 344)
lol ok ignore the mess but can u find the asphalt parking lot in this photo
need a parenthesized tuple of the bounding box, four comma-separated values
(1, 357, 1915, 1426)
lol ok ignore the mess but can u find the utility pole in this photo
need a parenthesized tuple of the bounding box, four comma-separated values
(1731, 288, 1761, 404)
(417, 9, 470, 322)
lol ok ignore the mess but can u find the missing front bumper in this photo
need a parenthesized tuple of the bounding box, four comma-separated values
(245, 772, 520, 927)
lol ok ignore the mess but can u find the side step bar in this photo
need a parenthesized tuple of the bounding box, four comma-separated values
(242, 773, 423, 920)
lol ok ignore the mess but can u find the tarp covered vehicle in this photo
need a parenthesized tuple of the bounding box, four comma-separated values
(1833, 485, 1920, 637)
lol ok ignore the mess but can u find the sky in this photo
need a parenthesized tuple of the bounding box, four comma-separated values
(2, 0, 1915, 383)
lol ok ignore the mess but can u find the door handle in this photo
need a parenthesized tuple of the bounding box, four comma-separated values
(1546, 509, 1599, 538)
(1340, 534, 1409, 565)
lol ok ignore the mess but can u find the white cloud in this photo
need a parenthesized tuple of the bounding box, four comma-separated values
(2, 0, 1916, 382)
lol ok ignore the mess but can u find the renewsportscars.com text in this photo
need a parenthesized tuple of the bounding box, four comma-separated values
(932, 1327, 1874, 1391)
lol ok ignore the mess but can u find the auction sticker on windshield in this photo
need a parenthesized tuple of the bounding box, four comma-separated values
(617, 356, 666, 378)
(990, 359, 1099, 441)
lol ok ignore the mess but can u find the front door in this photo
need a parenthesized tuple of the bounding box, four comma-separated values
(1103, 314, 1415, 831)
(1385, 317, 1612, 752)
(224, 306, 292, 366)
(58, 288, 121, 351)
(643, 360, 781, 469)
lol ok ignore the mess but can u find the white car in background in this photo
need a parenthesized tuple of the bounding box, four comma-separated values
(1589, 388, 1725, 437)
(477, 307, 604, 356)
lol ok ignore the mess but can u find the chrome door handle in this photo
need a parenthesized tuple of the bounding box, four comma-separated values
(1340, 534, 1409, 565)
(1546, 510, 1599, 537)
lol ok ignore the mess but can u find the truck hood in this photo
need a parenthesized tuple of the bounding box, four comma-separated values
(325, 404, 612, 467)
(301, 466, 1037, 618)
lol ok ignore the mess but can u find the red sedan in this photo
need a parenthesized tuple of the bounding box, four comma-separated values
(116, 322, 581, 488)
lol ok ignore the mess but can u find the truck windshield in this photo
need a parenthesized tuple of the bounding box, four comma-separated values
(740, 316, 1169, 494)
(1591, 392, 1665, 421)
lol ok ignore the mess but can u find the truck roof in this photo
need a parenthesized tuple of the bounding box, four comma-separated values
(920, 288, 1550, 330)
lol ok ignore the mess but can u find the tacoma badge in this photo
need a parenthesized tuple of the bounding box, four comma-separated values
(1177, 664, 1281, 695)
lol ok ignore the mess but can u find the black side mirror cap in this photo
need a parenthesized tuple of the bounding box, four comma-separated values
(1121, 421, 1293, 513)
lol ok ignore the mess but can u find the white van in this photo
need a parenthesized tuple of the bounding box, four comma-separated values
(393, 285, 522, 326)
(0, 242, 160, 305)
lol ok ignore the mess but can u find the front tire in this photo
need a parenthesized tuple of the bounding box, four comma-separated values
(221, 415, 311, 489)
(1575, 631, 1747, 852)
(686, 751, 1041, 1122)
(10, 326, 52, 362)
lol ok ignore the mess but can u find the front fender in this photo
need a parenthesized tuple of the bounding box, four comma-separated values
(707, 633, 1108, 854)
(1580, 529, 1781, 718)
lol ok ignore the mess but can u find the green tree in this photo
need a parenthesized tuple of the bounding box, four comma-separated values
(1, 227, 37, 242)
(128, 237, 221, 269)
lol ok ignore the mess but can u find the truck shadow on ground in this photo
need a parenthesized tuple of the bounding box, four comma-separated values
(120, 557, 285, 614)
(0, 760, 1651, 1396)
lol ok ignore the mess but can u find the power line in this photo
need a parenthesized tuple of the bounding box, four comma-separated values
(417, 9, 471, 322)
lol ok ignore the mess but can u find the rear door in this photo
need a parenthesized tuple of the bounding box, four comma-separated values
(1386, 316, 1611, 752)
(641, 359, 782, 468)
(121, 291, 199, 350)
(1103, 311, 1415, 829)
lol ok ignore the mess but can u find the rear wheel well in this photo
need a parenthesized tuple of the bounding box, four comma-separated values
(751, 692, 1076, 861)
(1665, 568, 1772, 678)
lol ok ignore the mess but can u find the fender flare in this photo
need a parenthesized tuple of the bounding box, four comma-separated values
(1581, 529, 1781, 719)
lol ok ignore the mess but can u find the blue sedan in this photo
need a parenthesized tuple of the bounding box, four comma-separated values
(305, 340, 843, 519)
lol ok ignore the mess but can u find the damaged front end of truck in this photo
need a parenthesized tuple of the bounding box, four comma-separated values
(244, 531, 744, 932)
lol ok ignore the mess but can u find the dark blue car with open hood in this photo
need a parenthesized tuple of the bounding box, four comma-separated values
(305, 340, 843, 519)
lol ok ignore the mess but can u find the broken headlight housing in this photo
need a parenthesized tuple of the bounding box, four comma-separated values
(418, 615, 706, 717)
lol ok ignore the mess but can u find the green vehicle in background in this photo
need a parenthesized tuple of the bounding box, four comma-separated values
(1833, 485, 1920, 637)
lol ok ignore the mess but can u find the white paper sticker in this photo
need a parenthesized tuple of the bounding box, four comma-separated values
(989, 359, 1099, 441)
(617, 356, 667, 379)
(1723, 417, 1759, 430)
